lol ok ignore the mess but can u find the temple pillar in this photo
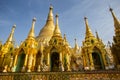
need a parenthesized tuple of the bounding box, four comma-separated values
(47, 53, 50, 66)
(11, 55, 18, 72)
(27, 54, 33, 72)
(60, 52, 62, 62)
(24, 54, 28, 67)
(9, 56, 13, 70)
(85, 49, 90, 70)
(83, 54, 86, 68)
(102, 53, 108, 69)
(21, 54, 28, 72)
(41, 52, 44, 65)
(13, 55, 18, 67)
(0, 55, 4, 66)
(0, 55, 4, 71)
(32, 55, 36, 71)
(89, 53, 94, 70)
(66, 53, 70, 71)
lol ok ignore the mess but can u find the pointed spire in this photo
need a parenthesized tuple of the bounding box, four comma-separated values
(107, 41, 111, 47)
(64, 34, 67, 41)
(95, 31, 100, 41)
(63, 34, 70, 47)
(74, 38, 79, 50)
(53, 14, 61, 36)
(84, 17, 94, 38)
(47, 5, 54, 21)
(28, 17, 36, 38)
(109, 8, 120, 29)
(64, 34, 67, 44)
(6, 24, 16, 42)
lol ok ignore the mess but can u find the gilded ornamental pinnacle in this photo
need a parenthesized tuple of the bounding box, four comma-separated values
(28, 17, 36, 38)
(6, 24, 16, 42)
(47, 5, 53, 21)
(109, 8, 120, 29)
(95, 31, 100, 41)
(74, 38, 79, 49)
(84, 17, 94, 38)
(53, 14, 61, 36)
(33, 17, 36, 22)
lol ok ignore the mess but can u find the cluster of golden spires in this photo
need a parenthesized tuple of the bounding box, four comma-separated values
(0, 5, 120, 72)
(1, 6, 119, 47)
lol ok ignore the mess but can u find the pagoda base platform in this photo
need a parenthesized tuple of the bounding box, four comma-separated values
(0, 70, 120, 80)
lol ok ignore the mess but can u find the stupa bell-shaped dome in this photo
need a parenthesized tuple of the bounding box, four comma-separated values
(36, 5, 55, 44)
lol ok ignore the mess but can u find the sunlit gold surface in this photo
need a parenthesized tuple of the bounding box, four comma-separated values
(0, 6, 119, 74)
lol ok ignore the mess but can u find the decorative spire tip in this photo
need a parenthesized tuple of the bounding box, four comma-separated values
(64, 34, 66, 37)
(109, 8, 113, 12)
(33, 17, 36, 22)
(50, 4, 53, 10)
(13, 24, 16, 28)
(74, 38, 76, 41)
(95, 31, 97, 34)
(56, 13, 59, 17)
(84, 17, 87, 20)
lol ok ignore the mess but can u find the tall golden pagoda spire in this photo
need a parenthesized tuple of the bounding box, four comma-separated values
(110, 8, 120, 68)
(84, 17, 94, 38)
(36, 5, 55, 43)
(14, 18, 38, 72)
(6, 24, 16, 43)
(53, 14, 61, 36)
(28, 17, 36, 38)
(110, 8, 120, 29)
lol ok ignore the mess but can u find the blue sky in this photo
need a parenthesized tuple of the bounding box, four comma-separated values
(0, 0, 120, 47)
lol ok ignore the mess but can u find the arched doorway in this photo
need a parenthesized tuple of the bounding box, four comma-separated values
(92, 52, 104, 70)
(16, 49, 26, 72)
(51, 52, 59, 71)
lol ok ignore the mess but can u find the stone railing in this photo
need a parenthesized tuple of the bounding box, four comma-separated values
(0, 70, 120, 80)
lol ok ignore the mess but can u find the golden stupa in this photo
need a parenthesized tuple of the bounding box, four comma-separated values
(0, 6, 120, 80)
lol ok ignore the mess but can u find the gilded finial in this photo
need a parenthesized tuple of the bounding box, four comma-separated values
(50, 4, 53, 10)
(56, 13, 58, 17)
(84, 17, 87, 20)
(55, 13, 59, 25)
(33, 17, 36, 22)
(109, 8, 113, 12)
(47, 5, 54, 21)
(84, 17, 94, 38)
(6, 24, 16, 42)
(74, 38, 79, 52)
(64, 34, 67, 42)
(64, 34, 66, 39)
(13, 24, 16, 29)
(53, 13, 61, 36)
(95, 31, 100, 41)
(109, 7, 120, 29)
(75, 38, 76, 42)
(74, 38, 77, 45)
(28, 17, 36, 38)
(63, 34, 69, 46)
